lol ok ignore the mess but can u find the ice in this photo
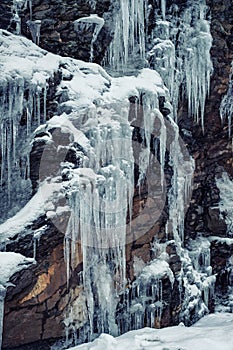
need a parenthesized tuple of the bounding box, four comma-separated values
(27, 20, 42, 45)
(107, 0, 146, 72)
(74, 15, 104, 62)
(216, 172, 233, 236)
(161, 0, 166, 20)
(0, 286, 6, 350)
(116, 260, 174, 334)
(64, 109, 134, 338)
(148, 0, 213, 129)
(167, 117, 195, 243)
(220, 61, 233, 137)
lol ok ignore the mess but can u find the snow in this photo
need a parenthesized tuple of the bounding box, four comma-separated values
(66, 313, 233, 350)
(0, 180, 62, 243)
(0, 252, 34, 286)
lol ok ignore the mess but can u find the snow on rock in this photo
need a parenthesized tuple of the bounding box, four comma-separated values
(66, 313, 233, 350)
(0, 252, 34, 287)
(0, 180, 62, 243)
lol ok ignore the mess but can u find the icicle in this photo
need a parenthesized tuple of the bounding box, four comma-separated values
(74, 15, 104, 62)
(0, 285, 6, 350)
(161, 0, 166, 20)
(26, 20, 42, 45)
(167, 117, 194, 243)
(43, 86, 47, 123)
(64, 106, 134, 339)
(108, 0, 146, 72)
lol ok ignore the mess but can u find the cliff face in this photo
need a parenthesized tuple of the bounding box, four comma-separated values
(0, 0, 233, 349)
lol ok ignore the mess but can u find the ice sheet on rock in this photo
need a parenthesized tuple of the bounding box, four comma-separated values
(220, 61, 233, 137)
(216, 172, 233, 236)
(74, 14, 104, 62)
(167, 116, 195, 243)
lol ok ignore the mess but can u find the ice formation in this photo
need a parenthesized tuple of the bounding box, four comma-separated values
(107, 0, 212, 130)
(216, 172, 233, 236)
(167, 117, 195, 243)
(74, 14, 105, 62)
(27, 20, 42, 45)
(220, 61, 233, 137)
(11, 0, 32, 34)
(0, 0, 222, 346)
(116, 260, 174, 333)
(148, 1, 213, 129)
(107, 0, 146, 72)
(0, 30, 59, 220)
(61, 68, 173, 342)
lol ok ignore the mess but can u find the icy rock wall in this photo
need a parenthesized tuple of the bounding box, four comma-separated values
(0, 30, 60, 222)
(220, 61, 233, 138)
(0, 76, 44, 220)
(105, 0, 212, 131)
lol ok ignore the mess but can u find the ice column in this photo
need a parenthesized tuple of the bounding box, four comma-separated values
(149, 1, 212, 129)
(167, 117, 194, 243)
(27, 20, 42, 46)
(64, 107, 134, 339)
(220, 62, 233, 137)
(0, 76, 47, 208)
(0, 286, 6, 350)
(108, 0, 146, 72)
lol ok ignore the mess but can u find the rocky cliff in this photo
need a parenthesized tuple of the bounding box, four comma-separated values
(0, 0, 233, 349)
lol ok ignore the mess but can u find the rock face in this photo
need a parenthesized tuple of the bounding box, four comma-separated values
(0, 0, 113, 64)
(0, 0, 233, 349)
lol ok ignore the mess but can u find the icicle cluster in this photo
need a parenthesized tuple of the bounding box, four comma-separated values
(108, 0, 146, 72)
(0, 71, 47, 218)
(187, 237, 215, 308)
(64, 107, 134, 340)
(116, 260, 174, 333)
(148, 0, 213, 129)
(61, 67, 173, 343)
